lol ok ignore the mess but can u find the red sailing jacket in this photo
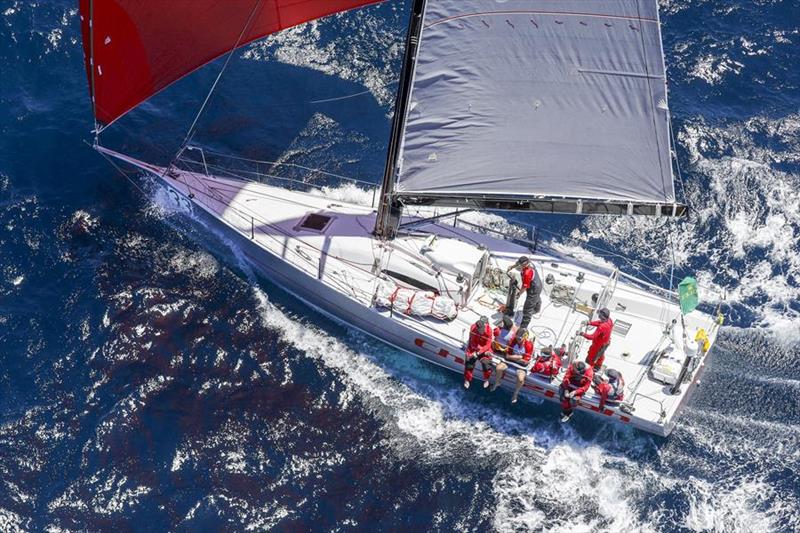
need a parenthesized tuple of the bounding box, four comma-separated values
(596, 375, 625, 410)
(467, 323, 493, 355)
(507, 338, 533, 365)
(583, 319, 613, 346)
(561, 364, 594, 396)
(533, 351, 563, 376)
(520, 265, 534, 291)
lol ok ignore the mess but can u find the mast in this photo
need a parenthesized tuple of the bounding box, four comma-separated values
(374, 0, 427, 239)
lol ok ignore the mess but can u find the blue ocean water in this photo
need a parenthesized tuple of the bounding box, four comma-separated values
(1, 0, 799, 530)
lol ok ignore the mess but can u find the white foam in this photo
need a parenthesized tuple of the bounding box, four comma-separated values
(48, 471, 151, 517)
(684, 478, 783, 532)
(168, 249, 220, 280)
(575, 115, 800, 343)
(309, 182, 377, 208)
(0, 507, 28, 533)
(690, 54, 744, 85)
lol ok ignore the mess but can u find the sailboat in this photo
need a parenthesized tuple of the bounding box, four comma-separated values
(79, 0, 722, 436)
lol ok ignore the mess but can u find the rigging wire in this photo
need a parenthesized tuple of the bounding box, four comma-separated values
(668, 219, 678, 292)
(183, 148, 375, 186)
(168, 0, 264, 172)
(669, 118, 694, 213)
(307, 85, 393, 105)
(88, 140, 153, 200)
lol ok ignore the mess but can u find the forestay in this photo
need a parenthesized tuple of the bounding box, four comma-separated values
(394, 0, 677, 206)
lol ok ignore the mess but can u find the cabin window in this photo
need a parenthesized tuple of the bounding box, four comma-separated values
(382, 270, 440, 295)
(296, 213, 333, 233)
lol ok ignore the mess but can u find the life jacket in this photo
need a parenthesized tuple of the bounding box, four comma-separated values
(522, 265, 542, 296)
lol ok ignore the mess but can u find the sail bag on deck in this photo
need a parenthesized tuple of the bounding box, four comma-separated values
(375, 279, 458, 321)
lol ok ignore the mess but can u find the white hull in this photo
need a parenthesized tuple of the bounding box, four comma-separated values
(105, 148, 720, 437)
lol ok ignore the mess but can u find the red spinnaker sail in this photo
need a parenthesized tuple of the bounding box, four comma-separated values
(79, 0, 383, 126)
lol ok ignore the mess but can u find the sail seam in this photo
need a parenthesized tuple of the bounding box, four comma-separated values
(577, 68, 664, 80)
(427, 10, 658, 28)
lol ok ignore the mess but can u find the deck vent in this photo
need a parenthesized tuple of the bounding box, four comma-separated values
(613, 320, 632, 337)
(296, 213, 333, 233)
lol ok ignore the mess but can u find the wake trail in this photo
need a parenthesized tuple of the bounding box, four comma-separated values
(141, 174, 795, 531)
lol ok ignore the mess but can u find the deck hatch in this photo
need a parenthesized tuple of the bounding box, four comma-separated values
(613, 320, 632, 337)
(296, 213, 333, 233)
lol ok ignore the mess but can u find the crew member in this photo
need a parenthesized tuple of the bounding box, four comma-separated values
(512, 257, 542, 332)
(492, 315, 516, 356)
(492, 331, 534, 403)
(582, 308, 613, 371)
(503, 257, 537, 312)
(594, 368, 625, 411)
(464, 316, 494, 389)
(531, 344, 564, 378)
(559, 360, 593, 422)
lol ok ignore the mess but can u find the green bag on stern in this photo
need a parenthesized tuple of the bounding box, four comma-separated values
(678, 277, 699, 315)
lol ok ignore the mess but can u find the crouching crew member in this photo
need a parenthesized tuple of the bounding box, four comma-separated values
(559, 360, 593, 422)
(582, 308, 613, 371)
(531, 344, 564, 378)
(491, 331, 533, 403)
(464, 316, 494, 389)
(593, 368, 625, 411)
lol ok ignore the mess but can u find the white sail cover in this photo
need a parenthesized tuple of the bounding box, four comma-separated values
(394, 0, 676, 204)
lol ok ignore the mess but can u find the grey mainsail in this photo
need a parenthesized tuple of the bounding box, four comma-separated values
(391, 0, 677, 210)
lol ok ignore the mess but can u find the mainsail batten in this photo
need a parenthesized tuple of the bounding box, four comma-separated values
(79, 0, 383, 127)
(391, 0, 678, 208)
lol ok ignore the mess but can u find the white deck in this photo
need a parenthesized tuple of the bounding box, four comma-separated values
(106, 148, 720, 436)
